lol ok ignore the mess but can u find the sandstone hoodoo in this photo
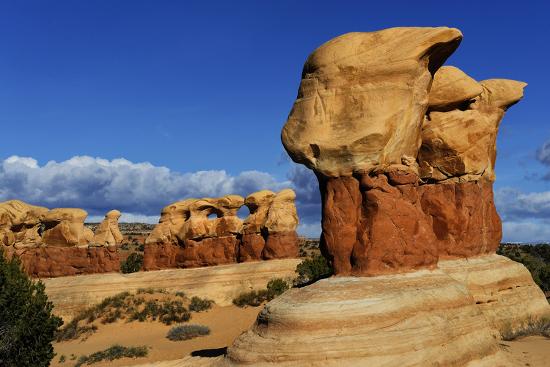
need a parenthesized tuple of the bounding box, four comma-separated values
(225, 27, 550, 367)
(143, 189, 299, 270)
(282, 27, 525, 276)
(93, 209, 124, 246)
(0, 201, 120, 277)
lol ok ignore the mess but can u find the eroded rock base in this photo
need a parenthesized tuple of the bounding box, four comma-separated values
(225, 267, 511, 367)
(320, 173, 501, 275)
(143, 231, 298, 271)
(4, 245, 120, 278)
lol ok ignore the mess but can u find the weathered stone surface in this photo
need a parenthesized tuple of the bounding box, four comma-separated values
(319, 173, 501, 276)
(0, 200, 49, 247)
(282, 27, 462, 177)
(5, 245, 119, 278)
(238, 233, 265, 262)
(420, 68, 526, 183)
(428, 65, 483, 108)
(242, 191, 275, 234)
(145, 199, 195, 246)
(264, 189, 298, 233)
(439, 255, 550, 333)
(417, 181, 501, 257)
(93, 209, 124, 246)
(226, 271, 510, 366)
(263, 231, 299, 260)
(41, 208, 94, 247)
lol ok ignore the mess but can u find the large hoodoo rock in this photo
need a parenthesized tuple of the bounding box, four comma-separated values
(224, 27, 549, 367)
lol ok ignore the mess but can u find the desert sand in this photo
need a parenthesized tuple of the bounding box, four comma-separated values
(51, 304, 259, 367)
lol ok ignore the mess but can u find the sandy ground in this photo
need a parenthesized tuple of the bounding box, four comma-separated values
(505, 336, 550, 367)
(51, 305, 260, 367)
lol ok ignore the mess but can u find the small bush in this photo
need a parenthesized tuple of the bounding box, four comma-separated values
(58, 355, 66, 363)
(175, 291, 186, 298)
(137, 244, 145, 252)
(166, 324, 210, 341)
(120, 243, 130, 251)
(121, 253, 143, 274)
(74, 345, 148, 367)
(189, 297, 214, 312)
(233, 279, 289, 307)
(295, 255, 333, 286)
(500, 316, 550, 341)
(0, 249, 63, 367)
(267, 278, 289, 297)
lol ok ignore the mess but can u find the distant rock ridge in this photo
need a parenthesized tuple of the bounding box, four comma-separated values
(142, 189, 299, 270)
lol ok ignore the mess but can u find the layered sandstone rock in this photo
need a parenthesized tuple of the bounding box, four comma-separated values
(93, 209, 124, 246)
(6, 245, 119, 278)
(282, 27, 463, 177)
(143, 189, 299, 270)
(226, 272, 510, 366)
(0, 200, 49, 247)
(0, 200, 120, 277)
(439, 255, 550, 333)
(42, 208, 94, 247)
(282, 27, 524, 276)
(420, 67, 527, 183)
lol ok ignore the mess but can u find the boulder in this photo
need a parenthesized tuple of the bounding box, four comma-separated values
(145, 199, 196, 246)
(93, 209, 124, 246)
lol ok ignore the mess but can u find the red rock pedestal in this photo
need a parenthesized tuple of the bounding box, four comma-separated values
(143, 231, 300, 270)
(5, 245, 120, 278)
(319, 173, 501, 276)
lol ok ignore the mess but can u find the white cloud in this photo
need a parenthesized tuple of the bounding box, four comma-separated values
(502, 219, 550, 243)
(0, 155, 290, 217)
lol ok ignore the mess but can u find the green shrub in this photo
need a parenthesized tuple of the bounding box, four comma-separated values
(295, 254, 333, 286)
(267, 278, 289, 297)
(0, 249, 63, 367)
(74, 344, 148, 366)
(58, 355, 66, 363)
(233, 278, 289, 307)
(189, 297, 214, 312)
(166, 324, 210, 341)
(120, 253, 143, 274)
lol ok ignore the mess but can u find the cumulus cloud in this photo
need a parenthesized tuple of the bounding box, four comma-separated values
(286, 165, 321, 230)
(0, 155, 290, 217)
(495, 187, 550, 242)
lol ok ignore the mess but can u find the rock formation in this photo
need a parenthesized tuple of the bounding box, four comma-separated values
(143, 189, 299, 270)
(282, 27, 524, 276)
(93, 210, 124, 246)
(42, 208, 94, 247)
(0, 200, 120, 277)
(224, 27, 550, 366)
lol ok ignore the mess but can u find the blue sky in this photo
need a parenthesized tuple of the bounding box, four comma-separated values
(1, 1, 549, 241)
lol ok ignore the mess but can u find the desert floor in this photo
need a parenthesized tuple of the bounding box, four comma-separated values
(51, 301, 550, 367)
(51, 304, 259, 367)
